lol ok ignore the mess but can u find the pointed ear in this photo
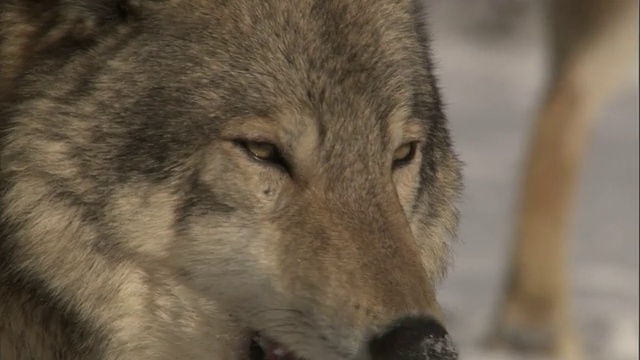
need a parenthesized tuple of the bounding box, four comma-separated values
(61, 0, 138, 24)
(1, 0, 139, 92)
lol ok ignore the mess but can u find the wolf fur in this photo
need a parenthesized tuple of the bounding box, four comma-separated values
(0, 0, 463, 359)
(487, 0, 639, 359)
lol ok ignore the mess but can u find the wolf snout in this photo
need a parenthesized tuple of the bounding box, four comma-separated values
(368, 316, 459, 360)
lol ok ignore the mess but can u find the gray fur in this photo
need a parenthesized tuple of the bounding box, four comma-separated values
(0, 1, 463, 359)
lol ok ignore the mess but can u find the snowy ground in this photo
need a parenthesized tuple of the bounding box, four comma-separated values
(424, 2, 639, 359)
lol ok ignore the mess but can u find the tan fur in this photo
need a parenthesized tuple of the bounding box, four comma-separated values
(0, 1, 462, 359)
(489, 0, 639, 358)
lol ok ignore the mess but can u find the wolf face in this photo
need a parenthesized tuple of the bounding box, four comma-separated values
(0, 1, 462, 359)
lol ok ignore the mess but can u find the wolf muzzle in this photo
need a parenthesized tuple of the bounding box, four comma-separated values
(369, 316, 459, 360)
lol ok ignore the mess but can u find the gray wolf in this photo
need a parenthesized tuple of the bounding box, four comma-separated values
(487, 0, 639, 359)
(0, 0, 463, 359)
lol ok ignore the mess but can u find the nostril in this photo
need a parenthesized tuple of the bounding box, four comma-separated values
(369, 316, 459, 360)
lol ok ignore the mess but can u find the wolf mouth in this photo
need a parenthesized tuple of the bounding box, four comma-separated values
(250, 333, 303, 360)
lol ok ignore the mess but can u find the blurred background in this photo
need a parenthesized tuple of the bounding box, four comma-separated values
(421, 1, 639, 359)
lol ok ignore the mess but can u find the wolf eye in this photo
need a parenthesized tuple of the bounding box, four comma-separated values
(245, 141, 277, 160)
(238, 140, 290, 172)
(393, 142, 418, 168)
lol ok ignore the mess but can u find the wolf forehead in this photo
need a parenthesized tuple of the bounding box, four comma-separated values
(184, 0, 436, 110)
(142, 2, 441, 137)
(4, 0, 453, 181)
(8, 0, 441, 127)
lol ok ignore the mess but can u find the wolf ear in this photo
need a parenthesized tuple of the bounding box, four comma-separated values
(3, 0, 137, 41)
(54, 0, 139, 25)
(0, 0, 139, 93)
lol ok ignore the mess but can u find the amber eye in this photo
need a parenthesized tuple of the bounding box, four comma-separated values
(393, 142, 417, 168)
(237, 140, 290, 172)
(245, 141, 278, 161)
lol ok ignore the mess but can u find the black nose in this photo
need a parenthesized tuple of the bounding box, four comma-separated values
(369, 316, 458, 360)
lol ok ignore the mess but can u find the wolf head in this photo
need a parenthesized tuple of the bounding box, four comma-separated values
(1, 0, 462, 359)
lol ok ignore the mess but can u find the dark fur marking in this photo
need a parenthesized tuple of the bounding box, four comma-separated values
(174, 172, 236, 237)
(0, 218, 105, 359)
